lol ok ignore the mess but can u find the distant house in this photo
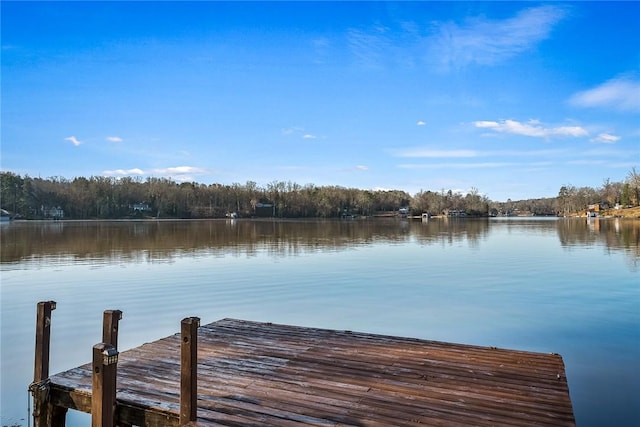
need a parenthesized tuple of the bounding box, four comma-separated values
(130, 202, 152, 212)
(42, 206, 64, 219)
(1, 209, 11, 222)
(398, 207, 409, 217)
(587, 203, 609, 216)
(341, 208, 357, 219)
(445, 209, 467, 217)
(254, 201, 275, 217)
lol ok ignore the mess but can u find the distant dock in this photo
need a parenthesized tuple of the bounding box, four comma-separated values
(30, 302, 575, 426)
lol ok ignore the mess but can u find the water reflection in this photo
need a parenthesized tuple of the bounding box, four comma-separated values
(556, 218, 640, 270)
(1, 218, 638, 269)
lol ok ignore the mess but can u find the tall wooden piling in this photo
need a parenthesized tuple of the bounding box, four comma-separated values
(102, 310, 132, 427)
(91, 343, 118, 427)
(34, 301, 56, 383)
(102, 309, 123, 349)
(180, 317, 200, 425)
(31, 301, 68, 427)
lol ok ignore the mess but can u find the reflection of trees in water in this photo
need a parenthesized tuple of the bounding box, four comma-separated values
(412, 218, 490, 249)
(1, 219, 490, 264)
(2, 218, 636, 266)
(556, 218, 639, 269)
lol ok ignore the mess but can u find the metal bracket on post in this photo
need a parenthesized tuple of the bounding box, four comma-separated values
(29, 379, 50, 419)
(180, 317, 200, 425)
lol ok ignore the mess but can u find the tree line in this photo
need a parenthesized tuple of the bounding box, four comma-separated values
(1, 169, 638, 220)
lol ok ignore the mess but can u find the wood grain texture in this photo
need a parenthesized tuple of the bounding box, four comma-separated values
(47, 318, 575, 426)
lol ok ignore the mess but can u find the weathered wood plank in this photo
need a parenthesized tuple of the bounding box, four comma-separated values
(46, 318, 575, 426)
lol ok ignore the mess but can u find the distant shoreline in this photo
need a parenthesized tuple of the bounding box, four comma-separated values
(5, 208, 639, 224)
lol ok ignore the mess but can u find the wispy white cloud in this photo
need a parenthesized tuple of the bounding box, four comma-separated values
(64, 136, 82, 146)
(334, 165, 371, 174)
(474, 119, 588, 138)
(395, 147, 569, 159)
(397, 151, 634, 171)
(579, 148, 638, 161)
(443, 146, 635, 168)
(566, 159, 607, 166)
(347, 27, 391, 68)
(591, 133, 621, 144)
(103, 166, 209, 182)
(395, 149, 478, 158)
(344, 5, 565, 72)
(428, 5, 566, 71)
(398, 162, 516, 169)
(282, 126, 304, 136)
(569, 75, 640, 112)
(311, 37, 331, 64)
(154, 166, 208, 175)
(416, 120, 426, 126)
(313, 38, 330, 48)
(103, 168, 144, 176)
(106, 136, 123, 143)
(565, 157, 635, 168)
(282, 126, 320, 140)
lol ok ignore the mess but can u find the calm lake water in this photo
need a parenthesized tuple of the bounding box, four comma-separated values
(1, 218, 638, 426)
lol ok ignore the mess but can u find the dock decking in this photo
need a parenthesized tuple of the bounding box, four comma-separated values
(37, 316, 575, 426)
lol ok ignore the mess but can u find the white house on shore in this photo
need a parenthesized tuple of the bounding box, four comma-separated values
(41, 206, 64, 219)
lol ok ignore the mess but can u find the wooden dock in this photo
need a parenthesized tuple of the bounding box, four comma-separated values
(30, 303, 575, 426)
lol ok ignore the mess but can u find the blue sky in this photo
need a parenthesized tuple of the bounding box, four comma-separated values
(2, 1, 639, 201)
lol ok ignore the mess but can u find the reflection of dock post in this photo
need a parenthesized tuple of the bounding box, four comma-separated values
(180, 317, 200, 425)
(92, 343, 118, 427)
(30, 300, 68, 426)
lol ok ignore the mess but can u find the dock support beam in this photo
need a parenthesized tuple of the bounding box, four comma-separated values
(92, 343, 118, 427)
(31, 301, 67, 427)
(180, 317, 200, 425)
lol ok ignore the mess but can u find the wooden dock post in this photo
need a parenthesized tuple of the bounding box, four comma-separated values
(180, 317, 200, 425)
(102, 310, 132, 427)
(34, 301, 56, 384)
(31, 300, 68, 427)
(102, 310, 123, 349)
(92, 343, 118, 427)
